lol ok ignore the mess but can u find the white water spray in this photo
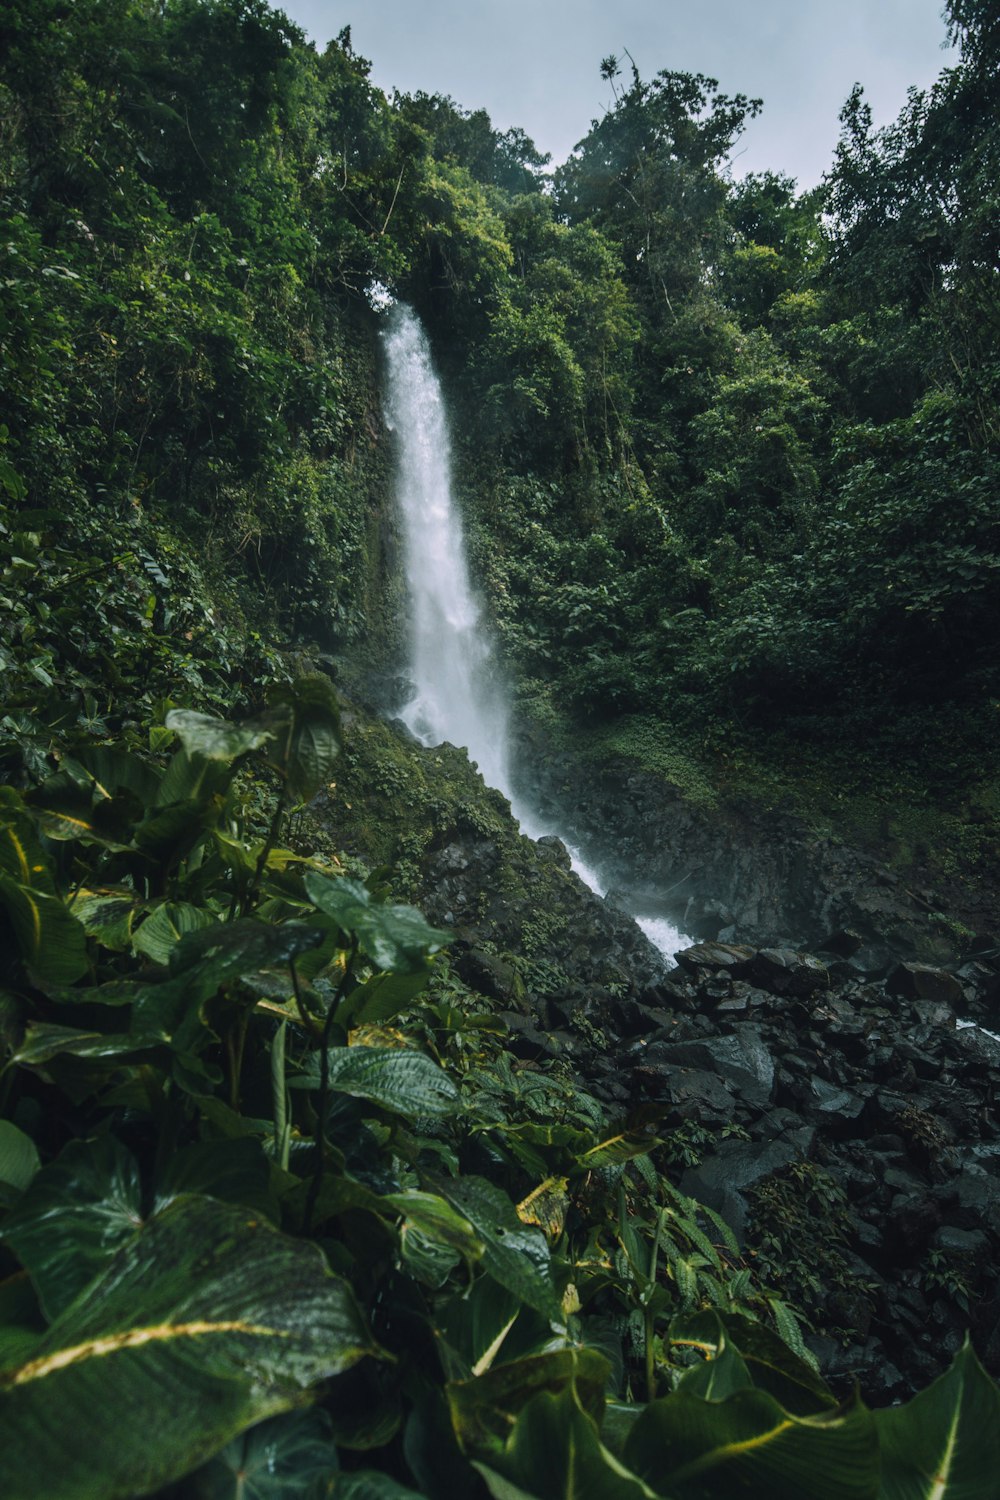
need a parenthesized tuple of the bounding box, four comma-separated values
(382, 303, 688, 958)
(382, 306, 511, 794)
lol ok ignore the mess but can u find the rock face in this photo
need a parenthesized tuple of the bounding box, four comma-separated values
(512, 726, 996, 962)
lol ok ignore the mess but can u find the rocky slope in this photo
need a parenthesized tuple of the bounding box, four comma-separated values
(313, 702, 1000, 1400)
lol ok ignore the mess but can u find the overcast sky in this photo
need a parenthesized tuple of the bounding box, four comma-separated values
(279, 0, 954, 189)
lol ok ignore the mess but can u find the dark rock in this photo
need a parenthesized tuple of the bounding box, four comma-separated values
(610, 996, 673, 1038)
(642, 1026, 775, 1109)
(630, 1063, 736, 1125)
(680, 1137, 801, 1243)
(803, 1076, 869, 1137)
(886, 1189, 942, 1253)
(498, 1013, 551, 1061)
(820, 928, 865, 957)
(750, 948, 830, 996)
(887, 963, 965, 1006)
(854, 1218, 885, 1256)
(535, 835, 573, 870)
(845, 947, 895, 981)
(953, 1024, 1000, 1072)
(497, 1012, 585, 1063)
(454, 948, 525, 1007)
(967, 1142, 1000, 1173)
(957, 961, 1000, 1004)
(941, 1167, 1000, 1235)
(932, 1225, 991, 1258)
(674, 942, 755, 976)
(642, 976, 697, 1008)
(894, 1041, 943, 1081)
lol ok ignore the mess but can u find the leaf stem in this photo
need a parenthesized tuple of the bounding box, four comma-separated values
(303, 935, 357, 1236)
(241, 787, 286, 917)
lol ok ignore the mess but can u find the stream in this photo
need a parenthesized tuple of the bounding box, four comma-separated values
(381, 303, 688, 958)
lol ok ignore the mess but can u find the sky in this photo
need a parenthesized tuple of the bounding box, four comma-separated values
(278, 0, 955, 189)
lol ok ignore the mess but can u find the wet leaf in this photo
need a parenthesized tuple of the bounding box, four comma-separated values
(1, 1137, 144, 1320)
(295, 1046, 459, 1118)
(193, 1409, 338, 1499)
(165, 708, 275, 763)
(0, 1123, 40, 1194)
(875, 1338, 1000, 1499)
(304, 873, 450, 975)
(0, 1196, 379, 1500)
(439, 1177, 561, 1322)
(470, 1379, 656, 1500)
(624, 1384, 878, 1499)
(132, 902, 218, 964)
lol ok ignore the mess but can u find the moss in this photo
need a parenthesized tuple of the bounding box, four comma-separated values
(514, 684, 999, 935)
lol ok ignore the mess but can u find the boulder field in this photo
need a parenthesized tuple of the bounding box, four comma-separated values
(318, 713, 1000, 1400)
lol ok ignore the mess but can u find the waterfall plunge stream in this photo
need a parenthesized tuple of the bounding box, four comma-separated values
(382, 304, 687, 958)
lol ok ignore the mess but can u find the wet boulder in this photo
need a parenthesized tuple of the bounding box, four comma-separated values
(675, 942, 755, 977)
(887, 962, 964, 1006)
(641, 1026, 776, 1110)
(680, 1137, 801, 1243)
(750, 947, 830, 996)
(454, 947, 526, 1007)
(628, 1054, 736, 1125)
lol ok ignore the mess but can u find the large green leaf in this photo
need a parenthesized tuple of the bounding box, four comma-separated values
(381, 1189, 483, 1261)
(439, 1177, 562, 1322)
(68, 888, 137, 952)
(295, 1046, 459, 1118)
(266, 674, 342, 802)
(165, 708, 276, 763)
(1, 1137, 144, 1320)
(0, 1272, 44, 1371)
(712, 1312, 836, 1414)
(29, 806, 133, 853)
(155, 1137, 277, 1221)
(875, 1339, 1000, 1499)
(449, 1348, 611, 1462)
(0, 872, 89, 984)
(0, 1195, 378, 1500)
(675, 1326, 752, 1403)
(437, 1274, 528, 1380)
(132, 901, 218, 964)
(304, 873, 450, 975)
(130, 919, 324, 1050)
(287, 714, 341, 804)
(0, 1123, 40, 1194)
(168, 918, 324, 988)
(334, 1476, 426, 1499)
(624, 1385, 879, 1500)
(471, 1379, 658, 1500)
(0, 790, 87, 984)
(579, 1134, 662, 1169)
(10, 1022, 156, 1068)
(340, 970, 431, 1028)
(76, 746, 161, 807)
(193, 1410, 338, 1499)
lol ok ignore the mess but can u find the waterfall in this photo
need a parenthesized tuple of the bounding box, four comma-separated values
(382, 306, 512, 795)
(382, 302, 688, 958)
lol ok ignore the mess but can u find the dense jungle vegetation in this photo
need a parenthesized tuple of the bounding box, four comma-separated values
(1, 1, 999, 1495)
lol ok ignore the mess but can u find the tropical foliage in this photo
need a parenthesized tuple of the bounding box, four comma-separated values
(2, 0, 1000, 1493)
